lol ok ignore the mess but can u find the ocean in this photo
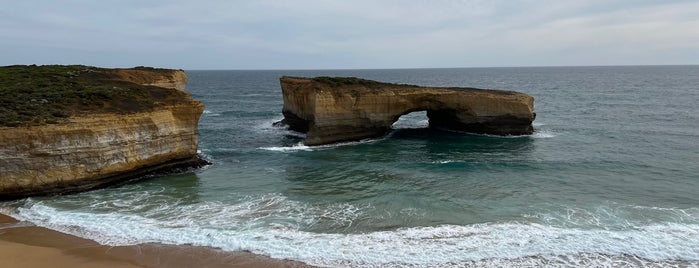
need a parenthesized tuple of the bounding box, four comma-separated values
(2, 66, 699, 267)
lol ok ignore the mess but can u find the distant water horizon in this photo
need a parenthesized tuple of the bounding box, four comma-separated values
(3, 65, 699, 267)
(183, 64, 699, 72)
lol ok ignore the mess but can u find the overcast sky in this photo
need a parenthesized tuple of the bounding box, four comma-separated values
(1, 0, 698, 69)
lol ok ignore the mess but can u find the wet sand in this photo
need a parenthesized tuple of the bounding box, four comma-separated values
(0, 213, 312, 268)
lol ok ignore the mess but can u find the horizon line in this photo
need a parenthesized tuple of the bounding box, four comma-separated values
(183, 64, 699, 71)
(2, 63, 697, 71)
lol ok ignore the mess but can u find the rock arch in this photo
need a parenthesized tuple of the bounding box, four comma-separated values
(276, 76, 535, 146)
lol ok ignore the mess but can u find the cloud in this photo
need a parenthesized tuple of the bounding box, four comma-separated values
(0, 0, 697, 68)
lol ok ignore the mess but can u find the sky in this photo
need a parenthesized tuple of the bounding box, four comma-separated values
(1, 0, 698, 70)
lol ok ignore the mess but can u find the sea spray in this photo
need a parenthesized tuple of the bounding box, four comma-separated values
(5, 198, 699, 267)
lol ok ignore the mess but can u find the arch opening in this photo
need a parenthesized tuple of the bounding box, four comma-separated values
(390, 108, 469, 132)
(391, 110, 429, 129)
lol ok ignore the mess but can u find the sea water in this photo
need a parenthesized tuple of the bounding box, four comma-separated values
(3, 66, 699, 267)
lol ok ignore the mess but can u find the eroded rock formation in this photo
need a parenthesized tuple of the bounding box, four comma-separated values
(109, 68, 189, 92)
(0, 66, 206, 199)
(277, 76, 535, 146)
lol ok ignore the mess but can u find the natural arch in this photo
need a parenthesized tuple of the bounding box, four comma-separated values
(276, 76, 535, 146)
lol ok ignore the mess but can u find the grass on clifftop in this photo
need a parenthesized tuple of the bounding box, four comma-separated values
(312, 76, 382, 86)
(312, 76, 417, 88)
(0, 65, 189, 127)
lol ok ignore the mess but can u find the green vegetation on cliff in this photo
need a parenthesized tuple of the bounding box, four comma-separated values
(312, 76, 382, 86)
(0, 65, 189, 127)
(312, 76, 417, 89)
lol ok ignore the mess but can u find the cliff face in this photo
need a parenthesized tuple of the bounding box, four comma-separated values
(278, 77, 535, 146)
(109, 68, 188, 92)
(0, 66, 205, 199)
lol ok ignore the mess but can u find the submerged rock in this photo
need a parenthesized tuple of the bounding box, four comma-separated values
(0, 65, 207, 199)
(276, 76, 535, 146)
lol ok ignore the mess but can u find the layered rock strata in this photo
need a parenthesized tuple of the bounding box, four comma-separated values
(109, 68, 189, 92)
(0, 67, 206, 199)
(277, 76, 535, 146)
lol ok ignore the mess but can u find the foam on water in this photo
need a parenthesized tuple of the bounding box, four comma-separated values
(3, 197, 699, 268)
(433, 160, 458, 164)
(258, 142, 313, 152)
(202, 110, 221, 117)
(428, 125, 556, 139)
(256, 118, 286, 132)
(532, 129, 556, 138)
(259, 138, 382, 152)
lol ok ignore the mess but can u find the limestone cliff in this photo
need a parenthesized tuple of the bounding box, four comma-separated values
(109, 67, 188, 92)
(277, 76, 535, 146)
(0, 65, 206, 199)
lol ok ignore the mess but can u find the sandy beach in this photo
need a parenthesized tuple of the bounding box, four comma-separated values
(0, 213, 311, 268)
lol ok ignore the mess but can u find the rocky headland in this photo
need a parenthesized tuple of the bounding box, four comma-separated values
(277, 76, 535, 145)
(0, 65, 207, 199)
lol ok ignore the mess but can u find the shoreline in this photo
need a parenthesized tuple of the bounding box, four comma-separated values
(0, 213, 312, 268)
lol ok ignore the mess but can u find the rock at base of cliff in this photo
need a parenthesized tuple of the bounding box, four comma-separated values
(1, 155, 211, 200)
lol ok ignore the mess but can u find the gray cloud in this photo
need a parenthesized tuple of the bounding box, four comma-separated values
(1, 0, 697, 69)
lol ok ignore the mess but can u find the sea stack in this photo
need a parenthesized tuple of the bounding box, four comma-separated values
(276, 76, 535, 146)
(0, 65, 207, 199)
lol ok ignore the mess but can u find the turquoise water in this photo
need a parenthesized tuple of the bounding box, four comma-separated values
(3, 66, 699, 267)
